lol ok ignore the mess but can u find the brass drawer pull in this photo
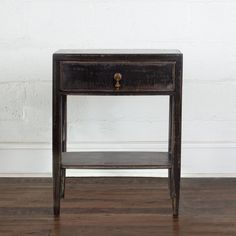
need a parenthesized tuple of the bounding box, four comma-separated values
(114, 73, 122, 90)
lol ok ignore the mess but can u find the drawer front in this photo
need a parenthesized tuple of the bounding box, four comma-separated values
(60, 61, 175, 93)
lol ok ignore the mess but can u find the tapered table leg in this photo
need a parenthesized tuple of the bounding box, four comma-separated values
(53, 64, 62, 215)
(171, 93, 182, 218)
(168, 95, 173, 199)
(60, 95, 67, 199)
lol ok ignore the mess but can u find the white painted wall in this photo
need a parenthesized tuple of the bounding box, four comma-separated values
(0, 0, 236, 177)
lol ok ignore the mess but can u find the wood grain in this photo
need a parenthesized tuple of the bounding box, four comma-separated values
(0, 178, 235, 235)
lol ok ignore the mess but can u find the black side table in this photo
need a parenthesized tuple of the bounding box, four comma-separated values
(53, 49, 183, 217)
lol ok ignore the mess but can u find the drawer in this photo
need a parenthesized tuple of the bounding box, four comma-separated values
(60, 61, 175, 93)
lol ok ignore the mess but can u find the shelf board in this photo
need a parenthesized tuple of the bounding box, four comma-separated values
(61, 152, 171, 169)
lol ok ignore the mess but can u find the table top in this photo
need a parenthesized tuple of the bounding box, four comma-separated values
(54, 49, 182, 55)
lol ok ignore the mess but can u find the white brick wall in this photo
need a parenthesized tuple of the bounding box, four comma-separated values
(0, 0, 236, 176)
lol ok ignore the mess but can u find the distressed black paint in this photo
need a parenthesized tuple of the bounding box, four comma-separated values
(53, 49, 183, 217)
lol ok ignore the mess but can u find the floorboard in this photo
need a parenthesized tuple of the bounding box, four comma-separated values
(0, 177, 235, 236)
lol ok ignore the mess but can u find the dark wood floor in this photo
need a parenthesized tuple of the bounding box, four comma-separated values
(0, 177, 235, 236)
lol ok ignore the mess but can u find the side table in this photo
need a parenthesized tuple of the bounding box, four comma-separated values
(53, 49, 183, 217)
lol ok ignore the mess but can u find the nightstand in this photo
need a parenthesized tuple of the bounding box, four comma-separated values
(53, 49, 183, 217)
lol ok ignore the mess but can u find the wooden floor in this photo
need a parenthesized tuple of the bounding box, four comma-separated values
(0, 178, 235, 236)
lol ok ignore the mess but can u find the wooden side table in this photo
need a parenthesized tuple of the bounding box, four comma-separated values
(53, 49, 183, 217)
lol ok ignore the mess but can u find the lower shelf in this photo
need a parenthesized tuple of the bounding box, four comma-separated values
(61, 152, 171, 169)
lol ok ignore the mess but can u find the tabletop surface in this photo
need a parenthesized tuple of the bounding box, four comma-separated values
(54, 49, 182, 55)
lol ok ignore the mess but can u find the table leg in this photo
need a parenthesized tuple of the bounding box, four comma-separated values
(60, 95, 67, 199)
(53, 91, 62, 216)
(171, 93, 182, 218)
(168, 95, 173, 199)
(60, 168, 66, 199)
